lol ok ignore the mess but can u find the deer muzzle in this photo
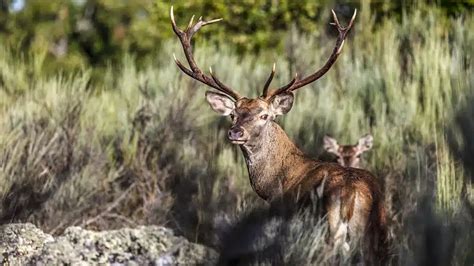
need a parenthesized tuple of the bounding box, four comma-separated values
(228, 126, 248, 144)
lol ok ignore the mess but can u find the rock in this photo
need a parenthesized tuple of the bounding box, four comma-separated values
(0, 223, 54, 265)
(0, 223, 217, 265)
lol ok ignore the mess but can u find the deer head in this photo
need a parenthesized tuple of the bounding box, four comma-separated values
(323, 134, 373, 168)
(171, 6, 356, 146)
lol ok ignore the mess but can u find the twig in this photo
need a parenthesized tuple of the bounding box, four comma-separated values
(82, 182, 137, 227)
(103, 213, 137, 227)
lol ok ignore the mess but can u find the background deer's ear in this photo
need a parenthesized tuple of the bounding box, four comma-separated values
(357, 134, 373, 152)
(270, 92, 294, 116)
(323, 135, 339, 154)
(205, 91, 235, 116)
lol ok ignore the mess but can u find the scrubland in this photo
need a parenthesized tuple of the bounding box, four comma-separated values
(0, 3, 472, 265)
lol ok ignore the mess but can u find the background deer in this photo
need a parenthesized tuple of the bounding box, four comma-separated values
(171, 7, 388, 262)
(324, 134, 374, 168)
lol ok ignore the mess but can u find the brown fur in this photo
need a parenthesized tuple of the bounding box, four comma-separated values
(338, 146, 362, 167)
(323, 134, 374, 168)
(229, 98, 388, 262)
(170, 6, 385, 261)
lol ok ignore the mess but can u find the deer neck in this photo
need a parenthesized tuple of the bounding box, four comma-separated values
(240, 121, 312, 200)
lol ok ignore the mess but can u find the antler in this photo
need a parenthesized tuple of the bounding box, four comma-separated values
(170, 6, 241, 100)
(261, 63, 276, 98)
(263, 9, 357, 100)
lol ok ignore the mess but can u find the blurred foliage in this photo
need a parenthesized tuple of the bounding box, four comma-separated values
(0, 1, 472, 264)
(0, 0, 472, 75)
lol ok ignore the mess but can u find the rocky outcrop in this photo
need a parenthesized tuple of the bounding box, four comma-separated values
(0, 223, 217, 265)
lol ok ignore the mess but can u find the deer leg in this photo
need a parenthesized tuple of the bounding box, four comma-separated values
(345, 192, 372, 264)
(327, 193, 350, 253)
(340, 189, 356, 251)
(341, 190, 356, 231)
(340, 190, 357, 252)
(347, 192, 370, 241)
(326, 188, 356, 253)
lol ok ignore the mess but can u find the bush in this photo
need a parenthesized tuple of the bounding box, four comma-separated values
(0, 2, 472, 264)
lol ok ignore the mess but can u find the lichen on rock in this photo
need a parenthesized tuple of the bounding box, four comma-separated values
(0, 223, 217, 265)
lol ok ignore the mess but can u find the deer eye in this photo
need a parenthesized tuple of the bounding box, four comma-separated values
(260, 114, 269, 120)
(229, 113, 235, 120)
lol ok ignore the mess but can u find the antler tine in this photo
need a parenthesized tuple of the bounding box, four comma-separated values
(280, 72, 298, 90)
(330, 9, 342, 28)
(267, 9, 357, 99)
(261, 63, 276, 98)
(170, 6, 240, 100)
(209, 67, 241, 99)
(188, 17, 223, 39)
(265, 73, 298, 100)
(347, 9, 357, 31)
(186, 15, 195, 30)
(170, 6, 182, 36)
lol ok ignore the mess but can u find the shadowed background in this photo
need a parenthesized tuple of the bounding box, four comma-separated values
(0, 0, 472, 264)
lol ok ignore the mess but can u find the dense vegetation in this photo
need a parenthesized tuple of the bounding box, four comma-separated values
(0, 0, 472, 264)
(0, 0, 472, 71)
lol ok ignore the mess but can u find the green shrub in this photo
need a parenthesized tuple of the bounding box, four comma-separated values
(0, 2, 472, 264)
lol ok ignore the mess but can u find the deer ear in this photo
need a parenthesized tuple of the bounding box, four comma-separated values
(205, 91, 235, 116)
(323, 135, 339, 154)
(270, 92, 294, 116)
(357, 134, 373, 152)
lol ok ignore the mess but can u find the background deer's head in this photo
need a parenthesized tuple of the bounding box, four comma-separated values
(171, 7, 356, 146)
(323, 134, 373, 168)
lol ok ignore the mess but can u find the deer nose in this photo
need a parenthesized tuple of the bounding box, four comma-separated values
(228, 127, 244, 140)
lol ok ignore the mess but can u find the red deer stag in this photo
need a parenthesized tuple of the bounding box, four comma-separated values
(324, 134, 374, 168)
(171, 7, 388, 261)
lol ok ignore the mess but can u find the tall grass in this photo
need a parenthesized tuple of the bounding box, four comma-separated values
(436, 134, 464, 215)
(0, 2, 472, 264)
